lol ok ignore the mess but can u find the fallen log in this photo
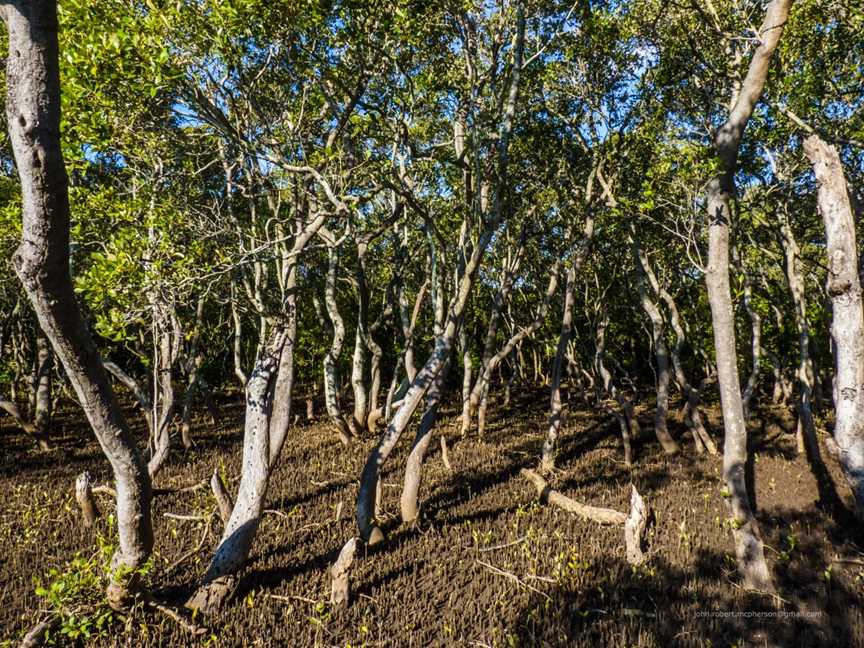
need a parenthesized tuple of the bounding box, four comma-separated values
(520, 468, 652, 565)
(520, 468, 626, 524)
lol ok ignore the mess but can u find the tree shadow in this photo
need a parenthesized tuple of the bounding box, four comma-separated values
(510, 549, 858, 647)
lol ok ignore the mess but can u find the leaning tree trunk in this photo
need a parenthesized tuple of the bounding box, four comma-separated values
(355, 1, 525, 543)
(186, 324, 290, 613)
(703, 0, 792, 592)
(401, 262, 451, 523)
(0, 393, 36, 435)
(804, 134, 864, 518)
(3, 0, 152, 600)
(400, 360, 450, 524)
(187, 245, 305, 614)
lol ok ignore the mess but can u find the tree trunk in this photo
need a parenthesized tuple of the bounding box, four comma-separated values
(32, 329, 53, 450)
(186, 324, 290, 613)
(180, 296, 207, 449)
(4, 0, 153, 595)
(804, 134, 864, 518)
(230, 280, 248, 389)
(466, 257, 565, 433)
(147, 298, 179, 477)
(355, 1, 525, 543)
(703, 0, 792, 592)
(541, 263, 577, 473)
(733, 248, 762, 420)
(350, 243, 370, 435)
(631, 233, 679, 455)
(778, 209, 840, 508)
(323, 247, 352, 444)
(400, 359, 450, 524)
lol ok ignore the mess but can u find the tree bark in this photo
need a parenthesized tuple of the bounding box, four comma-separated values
(732, 247, 762, 420)
(186, 324, 289, 613)
(703, 0, 792, 592)
(804, 134, 864, 518)
(32, 329, 53, 450)
(400, 360, 450, 524)
(322, 246, 352, 444)
(541, 263, 578, 473)
(4, 0, 153, 592)
(146, 297, 180, 477)
(180, 296, 207, 449)
(631, 232, 679, 455)
(349, 242, 370, 435)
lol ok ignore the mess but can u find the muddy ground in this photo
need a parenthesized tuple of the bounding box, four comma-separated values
(1, 388, 863, 647)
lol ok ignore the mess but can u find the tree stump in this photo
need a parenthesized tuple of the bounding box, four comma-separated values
(624, 486, 651, 565)
(210, 469, 234, 524)
(75, 472, 99, 528)
(330, 538, 357, 608)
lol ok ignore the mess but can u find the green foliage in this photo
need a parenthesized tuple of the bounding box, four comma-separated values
(31, 516, 152, 645)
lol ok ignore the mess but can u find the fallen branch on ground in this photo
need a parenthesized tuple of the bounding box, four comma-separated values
(475, 559, 550, 600)
(520, 468, 652, 565)
(520, 468, 626, 524)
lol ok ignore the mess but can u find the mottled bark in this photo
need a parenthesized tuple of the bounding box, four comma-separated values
(350, 242, 370, 435)
(32, 330, 52, 449)
(703, 0, 792, 592)
(322, 247, 352, 444)
(804, 134, 864, 518)
(230, 281, 248, 389)
(400, 359, 450, 523)
(146, 298, 180, 477)
(186, 324, 290, 613)
(4, 0, 152, 590)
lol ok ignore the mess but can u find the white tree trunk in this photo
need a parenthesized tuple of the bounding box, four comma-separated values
(804, 134, 864, 517)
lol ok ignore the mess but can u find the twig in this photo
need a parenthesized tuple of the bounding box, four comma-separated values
(163, 512, 209, 521)
(264, 508, 291, 519)
(143, 595, 207, 636)
(475, 559, 550, 600)
(164, 510, 215, 575)
(92, 485, 117, 498)
(266, 593, 319, 605)
(478, 535, 528, 552)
